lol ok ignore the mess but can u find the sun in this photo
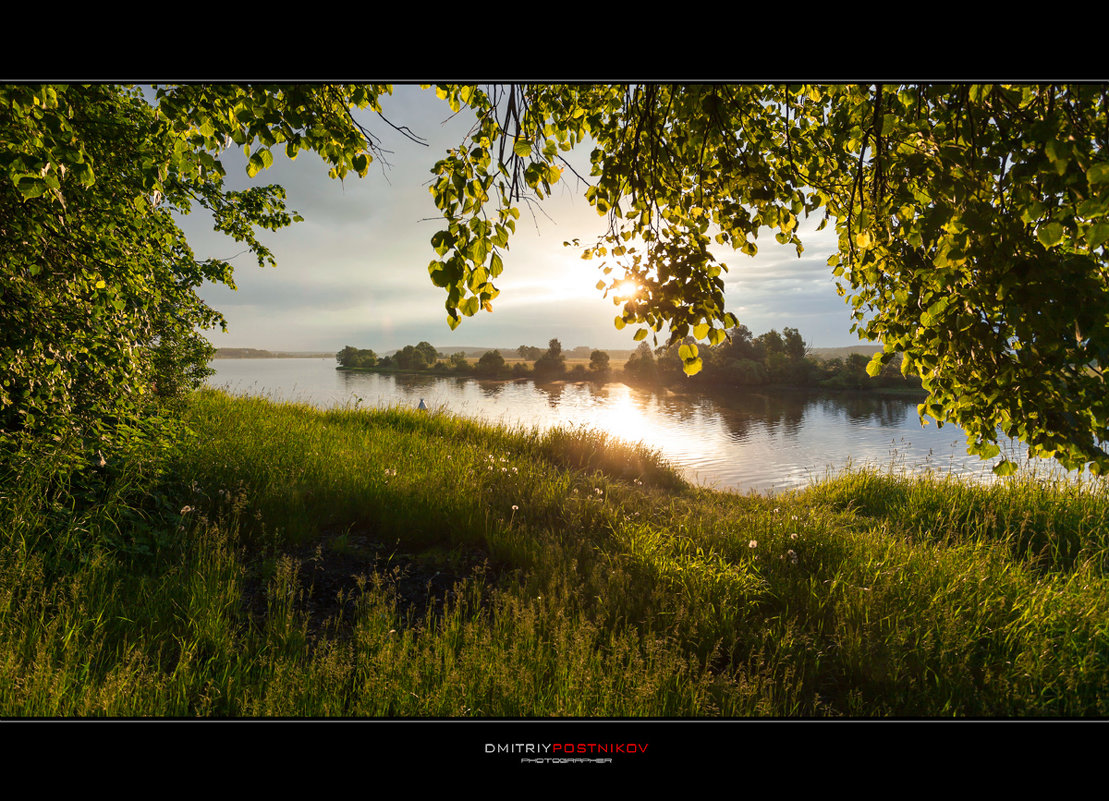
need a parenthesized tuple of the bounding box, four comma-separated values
(614, 279, 641, 300)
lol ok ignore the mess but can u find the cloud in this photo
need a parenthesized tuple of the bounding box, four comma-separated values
(192, 87, 863, 352)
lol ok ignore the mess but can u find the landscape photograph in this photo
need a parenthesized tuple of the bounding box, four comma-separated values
(4, 83, 1109, 736)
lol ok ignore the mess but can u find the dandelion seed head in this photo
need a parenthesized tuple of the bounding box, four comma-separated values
(748, 539, 758, 549)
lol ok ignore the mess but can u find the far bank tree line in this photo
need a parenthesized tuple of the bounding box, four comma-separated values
(336, 339, 611, 380)
(337, 325, 922, 392)
(625, 325, 921, 391)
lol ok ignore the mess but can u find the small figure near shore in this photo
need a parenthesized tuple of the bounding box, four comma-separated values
(417, 398, 428, 411)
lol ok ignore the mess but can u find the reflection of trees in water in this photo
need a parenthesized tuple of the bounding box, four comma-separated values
(815, 394, 912, 427)
(672, 388, 917, 444)
(477, 380, 506, 399)
(700, 390, 808, 442)
(533, 380, 566, 408)
(337, 369, 395, 403)
(336, 371, 459, 408)
(389, 374, 444, 405)
(583, 381, 609, 401)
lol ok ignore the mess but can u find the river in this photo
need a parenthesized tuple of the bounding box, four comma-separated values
(206, 358, 1042, 494)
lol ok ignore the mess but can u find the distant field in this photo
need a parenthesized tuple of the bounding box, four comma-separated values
(808, 345, 884, 361)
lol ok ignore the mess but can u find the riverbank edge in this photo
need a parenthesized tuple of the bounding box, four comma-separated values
(335, 364, 929, 399)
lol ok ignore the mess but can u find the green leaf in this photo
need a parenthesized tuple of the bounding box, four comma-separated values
(459, 296, 480, 317)
(431, 231, 454, 256)
(978, 442, 1002, 459)
(1037, 222, 1065, 248)
(1088, 221, 1109, 250)
(16, 176, 45, 199)
(992, 459, 1019, 477)
(1087, 162, 1109, 187)
(513, 139, 532, 158)
(246, 152, 265, 178)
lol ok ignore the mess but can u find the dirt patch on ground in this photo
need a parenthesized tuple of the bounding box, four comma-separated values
(239, 529, 497, 641)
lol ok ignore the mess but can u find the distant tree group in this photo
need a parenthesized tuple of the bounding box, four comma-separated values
(589, 350, 611, 376)
(337, 338, 623, 384)
(476, 350, 507, 376)
(622, 324, 921, 393)
(532, 338, 566, 378)
(623, 342, 659, 382)
(336, 346, 378, 368)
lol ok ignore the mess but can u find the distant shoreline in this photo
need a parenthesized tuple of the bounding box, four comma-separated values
(211, 348, 334, 360)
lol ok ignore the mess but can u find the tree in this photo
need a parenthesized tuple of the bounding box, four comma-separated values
(719, 325, 759, 363)
(475, 349, 506, 377)
(782, 328, 807, 363)
(589, 349, 611, 375)
(422, 83, 1109, 476)
(533, 338, 566, 377)
(336, 346, 377, 368)
(2, 83, 394, 469)
(414, 341, 439, 367)
(393, 343, 437, 371)
(623, 341, 658, 381)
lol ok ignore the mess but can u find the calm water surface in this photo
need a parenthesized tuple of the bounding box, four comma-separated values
(207, 358, 1043, 494)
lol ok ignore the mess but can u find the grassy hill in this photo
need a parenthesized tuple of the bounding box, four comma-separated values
(3, 389, 1108, 716)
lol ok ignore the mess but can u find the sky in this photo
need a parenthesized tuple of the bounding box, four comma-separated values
(179, 85, 865, 355)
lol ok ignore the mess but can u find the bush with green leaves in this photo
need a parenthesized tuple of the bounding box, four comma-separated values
(1, 84, 391, 470)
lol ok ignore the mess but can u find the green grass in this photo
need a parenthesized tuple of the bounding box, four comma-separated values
(2, 388, 1108, 715)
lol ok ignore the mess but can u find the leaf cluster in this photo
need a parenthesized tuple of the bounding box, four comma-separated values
(425, 83, 1109, 475)
(1, 84, 387, 471)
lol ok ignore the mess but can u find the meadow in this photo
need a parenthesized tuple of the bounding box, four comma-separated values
(1, 389, 1106, 716)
